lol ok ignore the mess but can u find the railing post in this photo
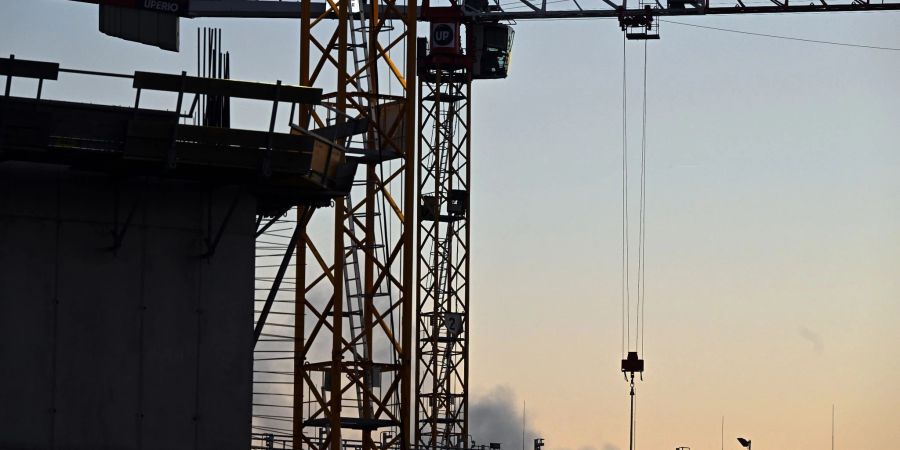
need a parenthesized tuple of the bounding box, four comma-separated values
(262, 79, 282, 178)
(4, 54, 13, 97)
(167, 71, 188, 169)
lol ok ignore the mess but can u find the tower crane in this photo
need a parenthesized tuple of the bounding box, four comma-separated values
(67, 1, 900, 450)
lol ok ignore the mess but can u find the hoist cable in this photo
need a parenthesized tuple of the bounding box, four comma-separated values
(624, 36, 652, 357)
(636, 41, 645, 357)
(621, 32, 630, 358)
(620, 37, 649, 450)
(637, 39, 648, 358)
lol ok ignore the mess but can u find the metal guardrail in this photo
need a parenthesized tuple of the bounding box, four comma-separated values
(1, 54, 352, 190)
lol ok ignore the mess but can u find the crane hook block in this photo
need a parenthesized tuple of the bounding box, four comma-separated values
(621, 351, 644, 374)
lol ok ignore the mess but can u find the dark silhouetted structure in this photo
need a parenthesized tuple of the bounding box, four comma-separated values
(0, 55, 353, 450)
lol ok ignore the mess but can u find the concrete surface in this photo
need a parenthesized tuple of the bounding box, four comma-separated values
(0, 162, 256, 450)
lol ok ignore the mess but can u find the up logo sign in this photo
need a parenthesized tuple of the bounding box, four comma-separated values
(431, 23, 457, 48)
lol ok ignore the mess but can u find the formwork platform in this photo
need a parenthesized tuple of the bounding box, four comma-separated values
(0, 56, 357, 214)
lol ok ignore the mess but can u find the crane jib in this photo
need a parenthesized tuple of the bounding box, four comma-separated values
(147, 0, 900, 20)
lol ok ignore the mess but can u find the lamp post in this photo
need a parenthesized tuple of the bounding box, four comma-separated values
(737, 437, 751, 450)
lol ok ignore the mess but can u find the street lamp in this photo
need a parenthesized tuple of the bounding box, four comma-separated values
(737, 437, 751, 450)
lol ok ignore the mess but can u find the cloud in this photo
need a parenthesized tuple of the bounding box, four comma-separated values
(798, 326, 824, 354)
(469, 385, 540, 450)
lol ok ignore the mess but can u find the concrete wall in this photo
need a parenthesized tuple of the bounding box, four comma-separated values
(0, 163, 255, 450)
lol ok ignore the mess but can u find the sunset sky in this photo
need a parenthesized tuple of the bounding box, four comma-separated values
(2, 2, 898, 449)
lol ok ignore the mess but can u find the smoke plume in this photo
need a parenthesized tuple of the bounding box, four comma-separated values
(798, 326, 824, 354)
(469, 385, 540, 450)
